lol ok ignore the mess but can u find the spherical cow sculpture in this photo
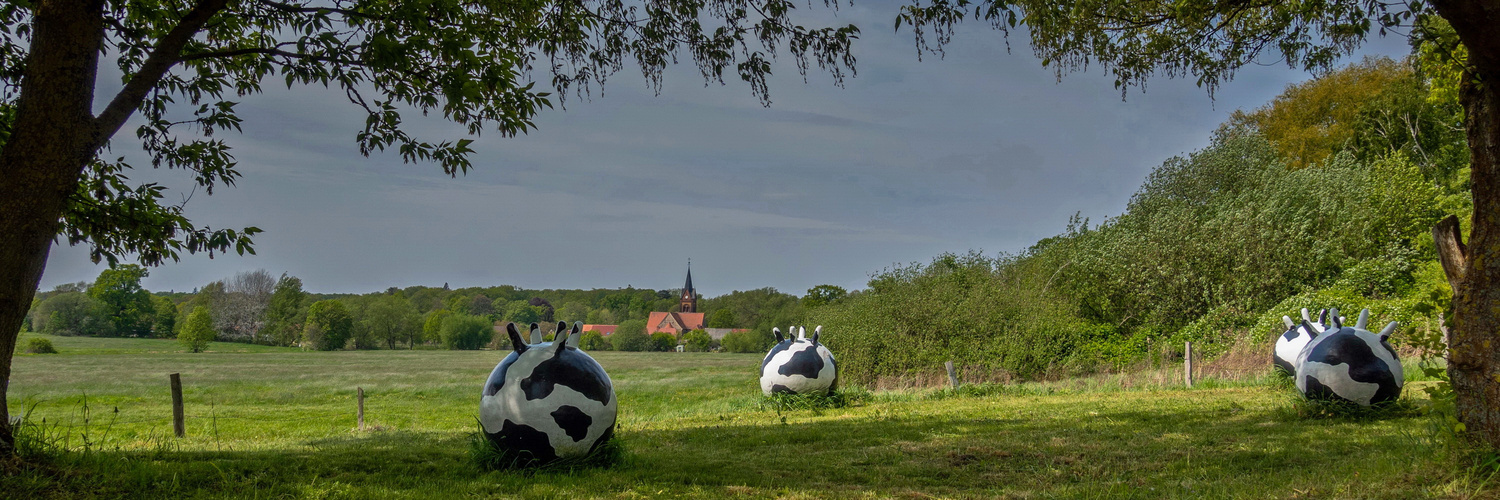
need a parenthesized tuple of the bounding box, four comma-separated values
(760, 326, 838, 396)
(1294, 308, 1404, 406)
(480, 321, 617, 462)
(1273, 308, 1329, 374)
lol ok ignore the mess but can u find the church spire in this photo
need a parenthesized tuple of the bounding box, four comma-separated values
(680, 260, 697, 313)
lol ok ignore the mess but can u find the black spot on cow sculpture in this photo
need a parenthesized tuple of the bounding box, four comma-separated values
(760, 326, 838, 395)
(481, 321, 616, 463)
(1293, 308, 1404, 407)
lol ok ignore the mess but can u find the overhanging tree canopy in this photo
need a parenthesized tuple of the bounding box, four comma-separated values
(0, 0, 859, 454)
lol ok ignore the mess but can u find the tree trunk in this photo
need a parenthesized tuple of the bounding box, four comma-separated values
(1447, 74, 1500, 448)
(0, 0, 106, 455)
(1432, 0, 1500, 450)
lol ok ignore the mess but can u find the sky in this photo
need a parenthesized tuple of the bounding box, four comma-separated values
(37, 2, 1414, 297)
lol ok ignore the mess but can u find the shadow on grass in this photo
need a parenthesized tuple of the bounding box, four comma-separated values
(1, 394, 1455, 499)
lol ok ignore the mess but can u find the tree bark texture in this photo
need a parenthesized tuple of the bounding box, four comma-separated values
(1433, 0, 1500, 450)
(0, 0, 107, 456)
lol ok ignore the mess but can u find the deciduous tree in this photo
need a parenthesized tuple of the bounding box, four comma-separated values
(364, 294, 417, 349)
(421, 309, 452, 345)
(179, 305, 215, 353)
(210, 269, 274, 342)
(899, 0, 1500, 447)
(150, 295, 177, 337)
(802, 284, 848, 308)
(303, 300, 353, 351)
(0, 0, 859, 453)
(262, 274, 307, 346)
(503, 301, 545, 326)
(439, 314, 491, 350)
(32, 292, 111, 336)
(87, 264, 153, 336)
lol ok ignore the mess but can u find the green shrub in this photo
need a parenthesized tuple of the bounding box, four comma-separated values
(441, 314, 492, 350)
(612, 320, 651, 352)
(681, 329, 713, 352)
(810, 250, 1101, 383)
(179, 306, 216, 353)
(808, 132, 1453, 383)
(579, 331, 610, 350)
(23, 337, 57, 354)
(720, 329, 773, 353)
(649, 332, 676, 352)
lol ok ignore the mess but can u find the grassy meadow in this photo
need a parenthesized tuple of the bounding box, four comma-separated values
(1, 333, 1488, 499)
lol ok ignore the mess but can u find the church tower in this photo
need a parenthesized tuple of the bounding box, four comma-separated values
(679, 261, 697, 313)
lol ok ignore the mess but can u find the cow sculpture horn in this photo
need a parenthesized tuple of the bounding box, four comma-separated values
(773, 328, 784, 343)
(1283, 316, 1296, 329)
(1318, 309, 1329, 325)
(1329, 308, 1343, 329)
(1301, 320, 1320, 341)
(529, 322, 542, 344)
(553, 323, 571, 355)
(1379, 321, 1398, 340)
(797, 326, 806, 340)
(506, 323, 528, 354)
(1301, 308, 1313, 324)
(811, 325, 822, 346)
(1356, 309, 1370, 330)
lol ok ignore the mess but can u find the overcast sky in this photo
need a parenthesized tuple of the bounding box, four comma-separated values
(38, 3, 1413, 297)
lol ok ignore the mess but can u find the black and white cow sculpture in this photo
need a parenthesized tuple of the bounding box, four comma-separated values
(760, 326, 838, 396)
(1273, 308, 1329, 374)
(480, 321, 616, 462)
(1294, 308, 1404, 406)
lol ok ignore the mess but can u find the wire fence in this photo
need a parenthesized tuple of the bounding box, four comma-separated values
(22, 411, 354, 429)
(13, 351, 1305, 434)
(14, 373, 369, 435)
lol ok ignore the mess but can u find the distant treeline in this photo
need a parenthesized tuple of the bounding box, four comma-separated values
(811, 54, 1466, 385)
(24, 270, 845, 353)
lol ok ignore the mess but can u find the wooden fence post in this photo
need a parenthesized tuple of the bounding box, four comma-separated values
(945, 361, 959, 389)
(357, 387, 365, 431)
(1184, 341, 1194, 388)
(170, 373, 184, 438)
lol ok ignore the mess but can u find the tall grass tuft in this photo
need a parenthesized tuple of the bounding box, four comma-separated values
(755, 388, 869, 415)
(1281, 391, 1420, 421)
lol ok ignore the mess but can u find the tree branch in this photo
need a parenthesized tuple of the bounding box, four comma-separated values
(257, 0, 382, 21)
(179, 45, 360, 66)
(92, 0, 230, 152)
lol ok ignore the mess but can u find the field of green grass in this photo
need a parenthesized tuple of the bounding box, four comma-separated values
(1, 333, 1488, 499)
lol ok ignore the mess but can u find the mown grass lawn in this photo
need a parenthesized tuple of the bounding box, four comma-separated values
(1, 333, 1487, 499)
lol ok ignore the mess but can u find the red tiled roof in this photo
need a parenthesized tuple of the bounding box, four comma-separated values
(646, 312, 705, 334)
(581, 324, 618, 336)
